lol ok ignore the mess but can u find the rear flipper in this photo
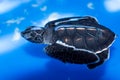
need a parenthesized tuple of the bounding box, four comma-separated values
(87, 49, 109, 69)
(45, 43, 99, 64)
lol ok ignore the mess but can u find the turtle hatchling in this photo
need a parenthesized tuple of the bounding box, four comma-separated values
(21, 16, 116, 69)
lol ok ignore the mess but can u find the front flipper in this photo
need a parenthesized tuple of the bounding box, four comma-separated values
(45, 43, 98, 64)
(87, 49, 109, 69)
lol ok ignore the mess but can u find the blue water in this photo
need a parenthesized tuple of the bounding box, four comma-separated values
(0, 0, 120, 80)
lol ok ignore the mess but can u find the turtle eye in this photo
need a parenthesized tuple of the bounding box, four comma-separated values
(35, 30, 44, 35)
(30, 27, 45, 36)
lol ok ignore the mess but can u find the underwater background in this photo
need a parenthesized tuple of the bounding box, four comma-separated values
(0, 0, 120, 80)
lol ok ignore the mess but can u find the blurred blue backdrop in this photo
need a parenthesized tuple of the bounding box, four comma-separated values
(0, 0, 120, 80)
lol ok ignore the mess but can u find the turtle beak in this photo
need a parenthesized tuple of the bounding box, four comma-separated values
(21, 30, 31, 40)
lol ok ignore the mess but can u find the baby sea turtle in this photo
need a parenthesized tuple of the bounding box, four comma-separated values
(21, 16, 115, 69)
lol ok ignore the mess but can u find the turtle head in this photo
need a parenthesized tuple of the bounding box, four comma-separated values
(21, 26, 45, 43)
